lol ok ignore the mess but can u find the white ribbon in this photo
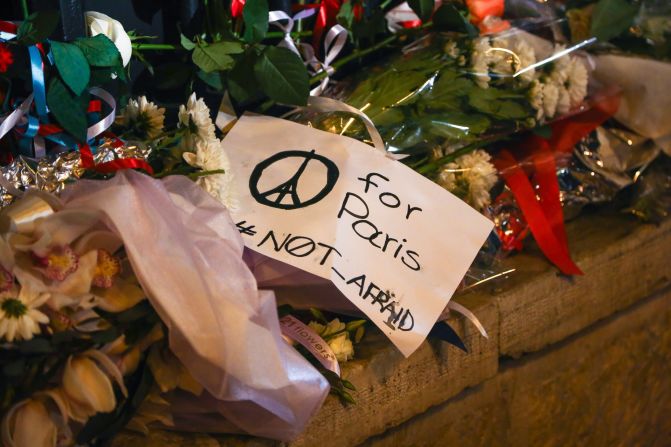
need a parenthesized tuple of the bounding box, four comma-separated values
(268, 9, 316, 56)
(86, 87, 116, 141)
(301, 24, 348, 96)
(0, 95, 33, 142)
(447, 300, 488, 339)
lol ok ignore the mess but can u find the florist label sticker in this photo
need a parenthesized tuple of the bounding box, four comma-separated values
(223, 114, 493, 357)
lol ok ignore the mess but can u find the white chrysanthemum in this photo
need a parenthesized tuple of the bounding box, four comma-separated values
(437, 150, 497, 211)
(122, 96, 165, 140)
(0, 287, 50, 342)
(565, 58, 588, 107)
(183, 138, 235, 209)
(470, 38, 492, 89)
(548, 45, 571, 84)
(178, 93, 216, 141)
(557, 85, 571, 116)
(512, 39, 536, 84)
(542, 81, 559, 120)
(529, 80, 545, 121)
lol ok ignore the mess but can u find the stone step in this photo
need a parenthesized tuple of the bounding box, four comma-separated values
(112, 213, 671, 446)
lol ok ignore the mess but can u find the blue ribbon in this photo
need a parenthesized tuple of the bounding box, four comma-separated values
(28, 45, 48, 121)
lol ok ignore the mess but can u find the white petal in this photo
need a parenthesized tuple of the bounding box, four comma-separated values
(6, 319, 17, 342)
(4, 400, 57, 447)
(62, 356, 116, 414)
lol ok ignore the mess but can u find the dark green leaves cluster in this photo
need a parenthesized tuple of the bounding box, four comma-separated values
(181, 0, 309, 107)
(334, 38, 531, 155)
(48, 32, 123, 141)
(13, 11, 124, 142)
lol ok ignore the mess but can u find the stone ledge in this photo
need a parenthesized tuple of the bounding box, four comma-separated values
(112, 214, 671, 446)
(362, 284, 671, 446)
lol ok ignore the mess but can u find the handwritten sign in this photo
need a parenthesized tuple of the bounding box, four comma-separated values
(223, 114, 493, 357)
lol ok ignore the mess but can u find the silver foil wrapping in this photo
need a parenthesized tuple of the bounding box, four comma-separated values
(0, 139, 151, 208)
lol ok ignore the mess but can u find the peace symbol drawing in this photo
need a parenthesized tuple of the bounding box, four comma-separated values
(249, 149, 340, 210)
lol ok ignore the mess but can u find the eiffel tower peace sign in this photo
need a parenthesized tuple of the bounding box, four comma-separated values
(249, 149, 340, 210)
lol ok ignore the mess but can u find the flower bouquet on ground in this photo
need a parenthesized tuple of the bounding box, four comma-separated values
(0, 170, 344, 445)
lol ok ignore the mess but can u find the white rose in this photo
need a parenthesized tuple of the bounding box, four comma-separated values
(85, 11, 132, 67)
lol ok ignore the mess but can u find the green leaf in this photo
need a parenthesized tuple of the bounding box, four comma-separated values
(309, 307, 328, 324)
(197, 70, 223, 90)
(74, 34, 121, 67)
(50, 41, 91, 95)
(345, 320, 366, 332)
(16, 10, 60, 45)
(408, 0, 434, 22)
(254, 46, 309, 106)
(337, 1, 355, 29)
(354, 326, 365, 343)
(433, 4, 478, 37)
(468, 88, 528, 120)
(227, 50, 260, 104)
(47, 77, 88, 142)
(590, 0, 639, 42)
(180, 33, 196, 50)
(243, 0, 270, 43)
(192, 41, 243, 73)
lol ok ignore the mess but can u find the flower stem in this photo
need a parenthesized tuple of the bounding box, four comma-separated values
(189, 169, 226, 179)
(20, 0, 29, 19)
(132, 43, 183, 51)
(310, 22, 432, 84)
(266, 30, 313, 39)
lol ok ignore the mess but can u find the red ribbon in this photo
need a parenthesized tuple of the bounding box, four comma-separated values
(313, 0, 342, 52)
(78, 143, 154, 175)
(494, 92, 621, 275)
(0, 21, 17, 34)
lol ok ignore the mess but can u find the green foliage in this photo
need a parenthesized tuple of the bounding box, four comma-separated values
(74, 35, 122, 67)
(180, 33, 197, 51)
(254, 46, 309, 106)
(192, 41, 243, 73)
(16, 10, 60, 45)
(408, 0, 434, 22)
(433, 4, 478, 37)
(50, 41, 91, 95)
(590, 0, 640, 42)
(227, 49, 260, 104)
(47, 77, 89, 142)
(243, 0, 270, 44)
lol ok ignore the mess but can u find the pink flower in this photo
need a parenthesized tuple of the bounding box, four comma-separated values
(32, 246, 79, 282)
(92, 250, 121, 289)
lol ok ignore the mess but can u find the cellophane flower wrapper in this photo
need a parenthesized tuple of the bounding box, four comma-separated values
(303, 25, 593, 157)
(60, 170, 329, 441)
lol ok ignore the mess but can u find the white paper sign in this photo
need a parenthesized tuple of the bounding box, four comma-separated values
(223, 114, 493, 356)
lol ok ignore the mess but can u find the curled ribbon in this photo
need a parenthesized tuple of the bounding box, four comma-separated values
(493, 91, 621, 275)
(0, 21, 149, 175)
(268, 9, 316, 56)
(302, 24, 347, 96)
